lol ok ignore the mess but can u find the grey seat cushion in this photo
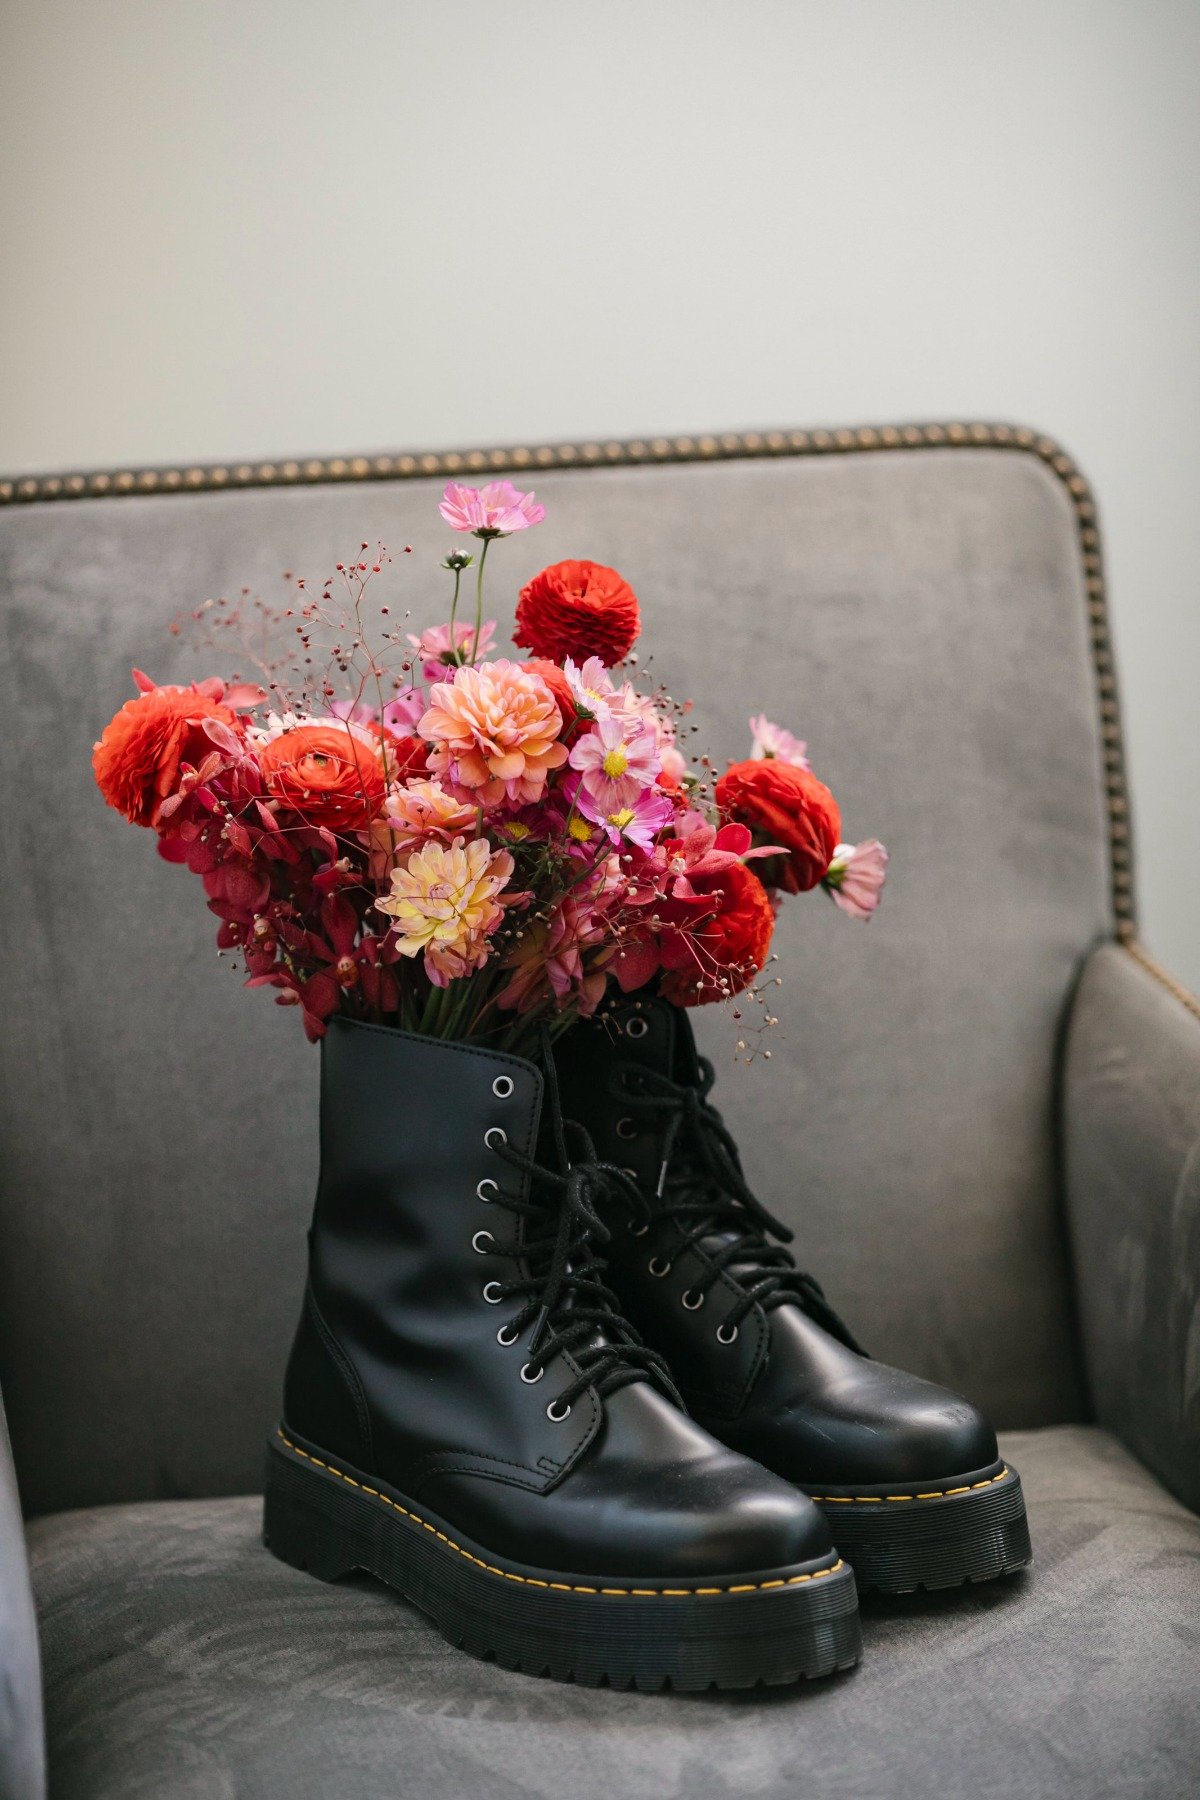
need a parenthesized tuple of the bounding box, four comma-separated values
(29, 1427, 1200, 1800)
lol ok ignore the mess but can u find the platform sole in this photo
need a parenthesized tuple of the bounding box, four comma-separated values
(805, 1460, 1031, 1593)
(263, 1428, 861, 1689)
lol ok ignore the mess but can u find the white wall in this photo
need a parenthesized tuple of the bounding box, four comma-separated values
(2, 0, 1197, 986)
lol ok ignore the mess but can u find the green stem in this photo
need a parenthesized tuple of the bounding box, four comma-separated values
(470, 537, 491, 664)
(447, 565, 463, 654)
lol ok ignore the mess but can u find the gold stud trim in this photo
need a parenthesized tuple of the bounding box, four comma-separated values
(274, 1430, 843, 1597)
(0, 422, 1132, 934)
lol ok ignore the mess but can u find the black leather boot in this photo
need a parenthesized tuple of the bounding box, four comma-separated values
(554, 998, 1032, 1595)
(263, 1017, 860, 1688)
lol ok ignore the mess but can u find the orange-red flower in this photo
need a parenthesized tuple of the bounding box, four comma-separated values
(716, 758, 841, 894)
(259, 722, 387, 832)
(660, 861, 775, 1006)
(514, 560, 641, 667)
(93, 685, 237, 826)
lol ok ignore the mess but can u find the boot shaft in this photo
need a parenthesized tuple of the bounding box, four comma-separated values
(286, 1017, 603, 1487)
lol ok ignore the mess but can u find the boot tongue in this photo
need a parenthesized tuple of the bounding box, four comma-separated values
(607, 995, 701, 1087)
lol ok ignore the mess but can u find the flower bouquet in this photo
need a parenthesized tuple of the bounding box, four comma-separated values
(93, 481, 886, 1054)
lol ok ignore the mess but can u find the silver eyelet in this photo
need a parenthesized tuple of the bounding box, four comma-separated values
(681, 1289, 704, 1310)
(484, 1127, 507, 1151)
(546, 1399, 572, 1422)
(625, 1016, 649, 1040)
(716, 1322, 739, 1345)
(648, 1255, 671, 1278)
(482, 1281, 504, 1304)
(629, 1221, 649, 1238)
(476, 1178, 499, 1202)
(497, 1323, 519, 1345)
(520, 1362, 544, 1385)
(471, 1230, 495, 1255)
(492, 1075, 515, 1099)
(615, 1118, 637, 1140)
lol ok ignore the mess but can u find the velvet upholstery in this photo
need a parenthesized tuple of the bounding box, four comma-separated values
(0, 445, 1111, 1518)
(1065, 943, 1200, 1511)
(28, 1428, 1200, 1800)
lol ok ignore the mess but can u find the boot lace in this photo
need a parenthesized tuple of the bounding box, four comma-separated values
(484, 1047, 683, 1414)
(612, 1056, 863, 1351)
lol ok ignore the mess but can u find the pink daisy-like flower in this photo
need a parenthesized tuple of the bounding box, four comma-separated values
(579, 785, 674, 854)
(749, 713, 810, 769)
(438, 480, 546, 538)
(407, 620, 498, 680)
(568, 714, 662, 814)
(825, 839, 888, 919)
(563, 655, 617, 720)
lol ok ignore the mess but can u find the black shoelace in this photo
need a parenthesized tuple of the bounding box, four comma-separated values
(612, 1056, 863, 1351)
(484, 1048, 683, 1414)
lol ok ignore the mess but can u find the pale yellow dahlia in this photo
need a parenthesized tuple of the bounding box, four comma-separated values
(377, 836, 515, 986)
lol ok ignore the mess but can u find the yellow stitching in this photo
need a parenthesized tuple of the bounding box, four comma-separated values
(274, 1429, 843, 1597)
(812, 1466, 1011, 1504)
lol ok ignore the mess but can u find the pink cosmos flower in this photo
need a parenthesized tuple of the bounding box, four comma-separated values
(825, 839, 888, 920)
(407, 620, 498, 680)
(563, 656, 617, 720)
(580, 785, 674, 854)
(439, 480, 546, 538)
(569, 714, 662, 813)
(749, 713, 810, 769)
(420, 660, 569, 807)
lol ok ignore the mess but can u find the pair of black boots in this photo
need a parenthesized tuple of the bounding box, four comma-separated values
(264, 1002, 1030, 1691)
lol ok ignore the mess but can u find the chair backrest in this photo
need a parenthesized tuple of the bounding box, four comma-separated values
(0, 425, 1124, 1513)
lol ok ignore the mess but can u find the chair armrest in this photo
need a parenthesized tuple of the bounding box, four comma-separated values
(0, 1386, 45, 1800)
(1063, 941, 1200, 1511)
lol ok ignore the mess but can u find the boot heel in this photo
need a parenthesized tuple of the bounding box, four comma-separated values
(262, 1454, 369, 1582)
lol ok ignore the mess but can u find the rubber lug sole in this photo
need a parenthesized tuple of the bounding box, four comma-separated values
(263, 1430, 861, 1689)
(810, 1462, 1032, 1594)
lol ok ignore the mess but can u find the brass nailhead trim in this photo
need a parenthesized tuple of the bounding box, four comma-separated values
(1124, 942, 1200, 1026)
(0, 422, 1132, 935)
(275, 1430, 843, 1598)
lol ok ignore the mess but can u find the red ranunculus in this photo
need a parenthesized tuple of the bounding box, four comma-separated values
(93, 684, 237, 827)
(258, 723, 387, 833)
(660, 861, 776, 1007)
(716, 758, 841, 895)
(514, 560, 641, 667)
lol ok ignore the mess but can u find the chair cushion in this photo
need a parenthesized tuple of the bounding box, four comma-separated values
(1, 442, 1109, 1512)
(28, 1426, 1200, 1800)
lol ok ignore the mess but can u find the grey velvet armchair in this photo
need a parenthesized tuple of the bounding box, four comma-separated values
(2, 424, 1198, 1799)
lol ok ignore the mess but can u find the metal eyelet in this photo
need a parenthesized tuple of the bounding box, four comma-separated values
(492, 1075, 515, 1099)
(520, 1363, 544, 1385)
(681, 1289, 704, 1310)
(615, 1118, 638, 1140)
(482, 1281, 504, 1304)
(716, 1322, 739, 1345)
(476, 1178, 499, 1202)
(629, 1221, 649, 1238)
(625, 1015, 649, 1040)
(546, 1399, 572, 1422)
(484, 1127, 507, 1151)
(497, 1323, 519, 1345)
(471, 1230, 495, 1255)
(648, 1255, 672, 1278)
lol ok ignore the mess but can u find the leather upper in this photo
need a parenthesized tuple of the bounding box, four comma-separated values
(554, 999, 1000, 1488)
(282, 1016, 832, 1577)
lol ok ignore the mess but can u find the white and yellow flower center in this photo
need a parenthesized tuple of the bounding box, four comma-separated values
(601, 745, 629, 779)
